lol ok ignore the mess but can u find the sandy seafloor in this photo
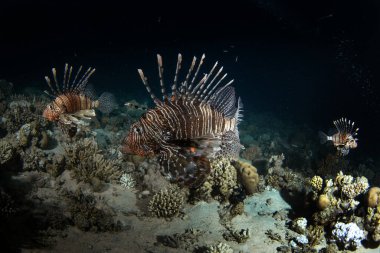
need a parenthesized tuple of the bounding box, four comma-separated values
(1, 81, 380, 253)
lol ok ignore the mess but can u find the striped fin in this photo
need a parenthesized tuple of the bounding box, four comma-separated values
(209, 86, 237, 118)
(138, 54, 236, 110)
(44, 63, 95, 97)
(333, 117, 359, 136)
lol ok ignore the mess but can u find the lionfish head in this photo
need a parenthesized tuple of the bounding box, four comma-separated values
(122, 120, 155, 156)
(42, 103, 60, 121)
(346, 135, 358, 149)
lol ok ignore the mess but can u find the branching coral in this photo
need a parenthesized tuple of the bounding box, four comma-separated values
(148, 185, 184, 218)
(64, 138, 122, 184)
(66, 190, 119, 232)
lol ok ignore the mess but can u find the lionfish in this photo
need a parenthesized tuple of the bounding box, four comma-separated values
(123, 54, 243, 187)
(319, 117, 359, 156)
(42, 63, 116, 137)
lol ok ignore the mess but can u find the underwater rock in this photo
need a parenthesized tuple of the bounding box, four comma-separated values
(331, 222, 365, 249)
(148, 185, 184, 219)
(233, 160, 259, 195)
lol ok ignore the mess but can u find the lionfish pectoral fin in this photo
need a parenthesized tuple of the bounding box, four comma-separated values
(219, 130, 243, 159)
(168, 153, 211, 188)
(71, 109, 96, 119)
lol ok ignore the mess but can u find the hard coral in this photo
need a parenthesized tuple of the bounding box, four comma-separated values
(309, 176, 323, 192)
(148, 185, 184, 218)
(367, 187, 380, 208)
(0, 139, 16, 165)
(64, 138, 122, 184)
(194, 158, 238, 202)
(203, 242, 233, 253)
(233, 160, 259, 195)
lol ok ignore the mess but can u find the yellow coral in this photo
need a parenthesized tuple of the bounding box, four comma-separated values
(367, 187, 380, 208)
(233, 160, 259, 195)
(310, 176, 323, 192)
(318, 194, 330, 210)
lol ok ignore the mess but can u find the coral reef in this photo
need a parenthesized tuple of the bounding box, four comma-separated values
(193, 158, 238, 202)
(367, 187, 380, 208)
(119, 173, 136, 189)
(148, 185, 184, 218)
(331, 222, 365, 249)
(66, 190, 120, 232)
(0, 139, 16, 166)
(64, 138, 122, 185)
(266, 154, 305, 193)
(202, 242, 233, 253)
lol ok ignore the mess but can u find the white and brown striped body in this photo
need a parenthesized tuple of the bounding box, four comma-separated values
(125, 97, 237, 156)
(43, 92, 98, 122)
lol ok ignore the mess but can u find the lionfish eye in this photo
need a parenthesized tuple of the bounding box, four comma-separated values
(134, 127, 142, 134)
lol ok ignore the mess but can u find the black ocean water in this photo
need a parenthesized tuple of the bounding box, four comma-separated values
(0, 1, 379, 158)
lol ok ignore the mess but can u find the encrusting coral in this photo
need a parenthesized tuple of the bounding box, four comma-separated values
(232, 160, 259, 195)
(148, 185, 184, 218)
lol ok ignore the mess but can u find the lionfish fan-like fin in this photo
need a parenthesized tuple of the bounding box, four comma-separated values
(218, 130, 243, 159)
(44, 64, 95, 95)
(168, 134, 223, 159)
(167, 153, 211, 188)
(333, 117, 352, 134)
(318, 131, 329, 144)
(83, 83, 98, 100)
(97, 92, 118, 114)
(58, 121, 77, 138)
(209, 86, 237, 118)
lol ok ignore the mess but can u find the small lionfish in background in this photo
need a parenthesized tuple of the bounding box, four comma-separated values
(319, 117, 359, 156)
(42, 64, 116, 137)
(123, 54, 243, 187)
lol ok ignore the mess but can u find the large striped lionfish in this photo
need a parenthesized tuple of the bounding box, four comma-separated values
(319, 117, 359, 156)
(43, 64, 116, 137)
(123, 54, 243, 187)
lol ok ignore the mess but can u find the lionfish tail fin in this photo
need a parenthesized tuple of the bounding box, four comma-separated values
(97, 92, 118, 113)
(44, 63, 95, 96)
(318, 131, 329, 144)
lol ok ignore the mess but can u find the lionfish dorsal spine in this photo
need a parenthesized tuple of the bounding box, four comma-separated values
(44, 64, 95, 96)
(186, 53, 206, 95)
(156, 54, 168, 102)
(179, 56, 197, 95)
(137, 68, 159, 104)
(199, 66, 224, 101)
(171, 53, 182, 100)
(192, 61, 218, 98)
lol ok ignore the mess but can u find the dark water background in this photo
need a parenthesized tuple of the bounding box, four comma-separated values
(0, 0, 379, 158)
